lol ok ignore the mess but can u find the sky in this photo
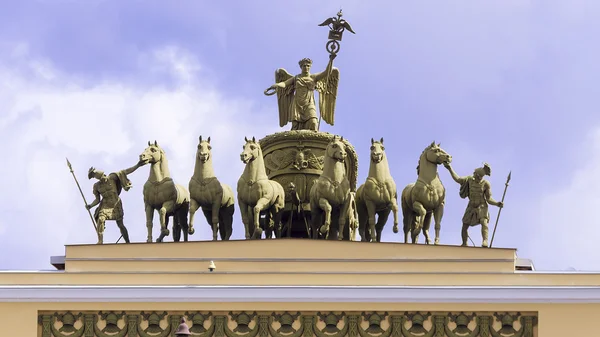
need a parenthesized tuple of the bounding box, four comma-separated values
(1, 0, 600, 271)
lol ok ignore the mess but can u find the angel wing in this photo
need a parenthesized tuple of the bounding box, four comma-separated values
(316, 67, 339, 126)
(275, 68, 295, 127)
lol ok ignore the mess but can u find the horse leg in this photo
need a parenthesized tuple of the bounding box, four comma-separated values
(391, 195, 400, 234)
(247, 205, 256, 239)
(411, 201, 427, 244)
(180, 201, 190, 242)
(272, 205, 284, 239)
(264, 211, 274, 239)
(433, 201, 444, 245)
(211, 197, 223, 241)
(310, 204, 322, 240)
(422, 212, 433, 245)
(376, 209, 391, 243)
(328, 209, 340, 240)
(188, 198, 200, 236)
(365, 199, 377, 242)
(253, 198, 271, 239)
(400, 192, 411, 243)
(174, 203, 187, 242)
(217, 211, 226, 241)
(357, 199, 368, 242)
(318, 198, 333, 237)
(201, 208, 213, 237)
(220, 204, 234, 240)
(338, 195, 352, 241)
(167, 215, 178, 242)
(238, 198, 250, 239)
(157, 201, 175, 242)
(145, 204, 154, 243)
(403, 215, 411, 243)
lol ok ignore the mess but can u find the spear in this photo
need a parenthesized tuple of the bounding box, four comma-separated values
(66, 158, 98, 233)
(489, 171, 511, 248)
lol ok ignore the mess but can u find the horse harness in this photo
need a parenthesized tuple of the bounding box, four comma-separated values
(415, 178, 442, 199)
(320, 174, 345, 188)
(241, 176, 268, 187)
(191, 176, 217, 187)
(366, 177, 388, 189)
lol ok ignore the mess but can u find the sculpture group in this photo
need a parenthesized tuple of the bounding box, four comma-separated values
(67, 10, 509, 248)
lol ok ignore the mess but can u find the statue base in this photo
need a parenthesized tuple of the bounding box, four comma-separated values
(56, 238, 517, 274)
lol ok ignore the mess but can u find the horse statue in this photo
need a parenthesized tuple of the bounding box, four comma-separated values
(401, 141, 452, 244)
(189, 136, 235, 241)
(356, 138, 399, 242)
(139, 141, 191, 243)
(309, 135, 353, 240)
(237, 136, 285, 239)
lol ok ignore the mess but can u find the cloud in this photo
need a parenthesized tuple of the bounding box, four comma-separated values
(533, 128, 600, 270)
(0, 43, 279, 270)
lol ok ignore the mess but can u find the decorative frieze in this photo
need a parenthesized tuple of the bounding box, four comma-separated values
(38, 311, 537, 337)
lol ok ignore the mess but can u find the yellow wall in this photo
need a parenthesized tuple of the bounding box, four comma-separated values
(2, 240, 599, 337)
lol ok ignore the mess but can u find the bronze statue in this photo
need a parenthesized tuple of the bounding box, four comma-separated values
(443, 162, 504, 247)
(264, 55, 338, 131)
(139, 141, 191, 243)
(309, 135, 353, 240)
(318, 10, 356, 42)
(263, 11, 355, 131)
(356, 138, 399, 242)
(189, 136, 235, 241)
(285, 182, 311, 238)
(237, 137, 285, 239)
(401, 142, 452, 245)
(85, 162, 143, 244)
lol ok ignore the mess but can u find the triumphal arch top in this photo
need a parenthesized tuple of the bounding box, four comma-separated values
(1, 10, 599, 337)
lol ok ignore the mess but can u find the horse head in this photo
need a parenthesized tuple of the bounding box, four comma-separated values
(197, 136, 212, 163)
(327, 135, 347, 162)
(240, 136, 261, 164)
(139, 140, 165, 165)
(422, 141, 452, 166)
(370, 137, 386, 164)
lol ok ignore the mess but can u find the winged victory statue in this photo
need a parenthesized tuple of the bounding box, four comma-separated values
(264, 10, 355, 132)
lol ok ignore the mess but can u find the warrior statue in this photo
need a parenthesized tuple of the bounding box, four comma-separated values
(265, 54, 340, 131)
(443, 162, 504, 247)
(86, 162, 143, 244)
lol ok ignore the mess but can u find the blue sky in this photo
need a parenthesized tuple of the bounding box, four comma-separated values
(1, 0, 600, 271)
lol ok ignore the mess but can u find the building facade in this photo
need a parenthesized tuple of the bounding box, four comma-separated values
(1, 239, 599, 336)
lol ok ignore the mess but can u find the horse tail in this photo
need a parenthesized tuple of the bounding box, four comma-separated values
(222, 183, 236, 208)
(401, 184, 415, 234)
(219, 203, 235, 240)
(271, 181, 286, 208)
(355, 184, 368, 239)
(174, 184, 190, 230)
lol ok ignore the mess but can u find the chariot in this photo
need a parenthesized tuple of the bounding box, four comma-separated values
(259, 130, 359, 239)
